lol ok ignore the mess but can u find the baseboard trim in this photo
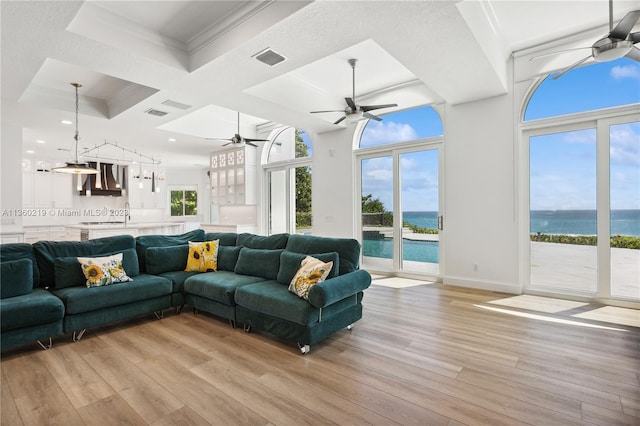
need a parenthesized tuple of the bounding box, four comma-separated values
(443, 276, 522, 295)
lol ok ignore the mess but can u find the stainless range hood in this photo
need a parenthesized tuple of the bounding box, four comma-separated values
(79, 162, 124, 196)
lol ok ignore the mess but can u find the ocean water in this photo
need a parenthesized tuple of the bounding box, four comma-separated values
(363, 210, 640, 263)
(530, 210, 640, 236)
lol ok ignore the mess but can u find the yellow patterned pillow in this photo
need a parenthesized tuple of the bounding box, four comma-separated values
(288, 255, 333, 300)
(185, 240, 219, 272)
(78, 253, 132, 288)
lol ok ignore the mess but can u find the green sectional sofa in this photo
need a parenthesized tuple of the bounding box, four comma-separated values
(0, 243, 64, 351)
(0, 231, 371, 354)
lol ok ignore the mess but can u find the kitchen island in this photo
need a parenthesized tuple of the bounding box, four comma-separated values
(65, 222, 185, 241)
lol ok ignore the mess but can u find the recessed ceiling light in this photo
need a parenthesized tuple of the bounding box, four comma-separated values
(26, 150, 35, 154)
(168, 138, 176, 142)
(36, 140, 46, 144)
(61, 120, 72, 125)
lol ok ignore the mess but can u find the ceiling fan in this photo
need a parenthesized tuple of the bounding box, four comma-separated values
(205, 111, 269, 147)
(310, 58, 398, 124)
(531, 0, 639, 80)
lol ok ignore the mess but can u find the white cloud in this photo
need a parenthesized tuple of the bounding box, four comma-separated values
(360, 120, 417, 147)
(610, 64, 640, 80)
(610, 123, 640, 166)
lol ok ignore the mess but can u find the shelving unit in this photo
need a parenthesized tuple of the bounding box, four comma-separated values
(210, 147, 256, 206)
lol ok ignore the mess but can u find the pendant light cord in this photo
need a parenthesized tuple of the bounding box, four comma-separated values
(72, 82, 82, 163)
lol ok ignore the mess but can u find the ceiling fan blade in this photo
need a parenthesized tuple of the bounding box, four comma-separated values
(626, 45, 640, 61)
(529, 47, 592, 61)
(222, 142, 232, 146)
(362, 112, 382, 121)
(243, 138, 269, 142)
(246, 141, 258, 147)
(631, 31, 640, 44)
(360, 103, 398, 112)
(333, 115, 347, 125)
(310, 110, 345, 114)
(551, 55, 591, 80)
(609, 10, 640, 40)
(345, 97, 356, 110)
(206, 138, 233, 141)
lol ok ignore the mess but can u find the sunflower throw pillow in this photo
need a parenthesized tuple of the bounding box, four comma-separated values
(185, 240, 219, 272)
(288, 255, 333, 300)
(77, 253, 132, 288)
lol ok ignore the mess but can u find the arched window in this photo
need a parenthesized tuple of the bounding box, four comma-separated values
(524, 57, 640, 121)
(359, 105, 443, 148)
(264, 127, 313, 235)
(523, 57, 639, 301)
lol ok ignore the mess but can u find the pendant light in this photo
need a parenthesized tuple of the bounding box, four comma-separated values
(52, 83, 98, 175)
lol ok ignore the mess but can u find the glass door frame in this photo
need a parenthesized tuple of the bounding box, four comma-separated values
(263, 157, 312, 235)
(355, 138, 444, 280)
(520, 106, 640, 305)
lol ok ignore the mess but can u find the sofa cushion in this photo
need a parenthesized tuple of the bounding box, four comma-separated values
(277, 251, 339, 285)
(1, 259, 34, 299)
(237, 233, 288, 249)
(204, 232, 238, 246)
(234, 248, 283, 280)
(54, 248, 140, 289)
(236, 281, 363, 326)
(288, 255, 334, 300)
(135, 229, 205, 273)
(217, 245, 242, 272)
(184, 271, 267, 305)
(156, 270, 198, 294)
(185, 241, 219, 272)
(284, 234, 361, 275)
(78, 253, 133, 287)
(51, 274, 172, 315)
(0, 288, 65, 331)
(34, 235, 136, 288)
(1, 243, 40, 287)
(145, 245, 188, 274)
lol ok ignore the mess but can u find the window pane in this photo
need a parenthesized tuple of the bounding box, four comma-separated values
(170, 191, 183, 216)
(610, 121, 640, 299)
(360, 105, 442, 148)
(530, 129, 597, 293)
(268, 128, 311, 162)
(295, 165, 312, 233)
(184, 190, 198, 216)
(525, 58, 640, 121)
(361, 156, 394, 271)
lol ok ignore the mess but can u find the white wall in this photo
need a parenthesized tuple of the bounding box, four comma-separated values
(0, 124, 24, 232)
(310, 128, 357, 238)
(442, 93, 519, 293)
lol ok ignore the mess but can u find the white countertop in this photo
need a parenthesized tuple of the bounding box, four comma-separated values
(65, 222, 185, 230)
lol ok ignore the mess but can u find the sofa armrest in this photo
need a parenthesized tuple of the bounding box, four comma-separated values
(307, 269, 371, 309)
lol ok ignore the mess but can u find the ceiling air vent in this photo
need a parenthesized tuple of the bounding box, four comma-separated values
(161, 99, 192, 110)
(254, 48, 286, 67)
(145, 108, 168, 117)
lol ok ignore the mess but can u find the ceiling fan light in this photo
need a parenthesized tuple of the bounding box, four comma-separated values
(593, 40, 633, 62)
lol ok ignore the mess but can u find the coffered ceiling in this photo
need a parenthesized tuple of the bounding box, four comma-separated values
(2, 1, 638, 168)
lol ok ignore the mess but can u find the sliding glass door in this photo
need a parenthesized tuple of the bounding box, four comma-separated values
(359, 145, 441, 276)
(526, 117, 639, 301)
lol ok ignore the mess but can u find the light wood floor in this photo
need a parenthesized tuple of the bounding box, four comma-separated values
(2, 284, 639, 426)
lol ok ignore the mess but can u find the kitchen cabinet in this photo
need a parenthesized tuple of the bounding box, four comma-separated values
(210, 147, 256, 206)
(23, 170, 73, 209)
(23, 226, 68, 243)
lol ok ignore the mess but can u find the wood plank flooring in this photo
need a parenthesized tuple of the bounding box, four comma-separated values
(1, 284, 639, 426)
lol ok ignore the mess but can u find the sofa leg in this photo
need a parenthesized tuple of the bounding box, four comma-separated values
(154, 310, 164, 320)
(193, 308, 199, 315)
(37, 337, 52, 350)
(229, 319, 236, 328)
(298, 343, 310, 355)
(175, 305, 184, 315)
(243, 324, 251, 333)
(347, 324, 353, 330)
(72, 329, 86, 342)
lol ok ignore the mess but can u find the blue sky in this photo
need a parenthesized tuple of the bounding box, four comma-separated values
(361, 57, 640, 213)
